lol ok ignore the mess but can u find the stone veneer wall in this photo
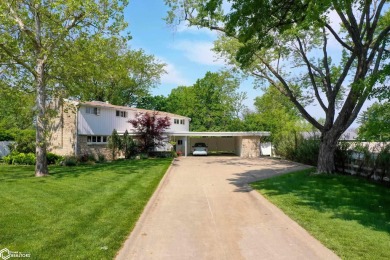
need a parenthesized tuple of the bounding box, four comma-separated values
(77, 136, 113, 161)
(48, 101, 77, 156)
(240, 137, 260, 158)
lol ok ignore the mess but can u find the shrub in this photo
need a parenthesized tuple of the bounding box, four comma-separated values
(97, 154, 106, 163)
(285, 138, 320, 166)
(78, 153, 96, 163)
(63, 156, 78, 166)
(8, 129, 36, 153)
(46, 152, 63, 165)
(3, 152, 36, 165)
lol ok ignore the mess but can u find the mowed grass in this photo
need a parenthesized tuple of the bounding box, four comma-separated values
(0, 158, 172, 259)
(251, 168, 390, 260)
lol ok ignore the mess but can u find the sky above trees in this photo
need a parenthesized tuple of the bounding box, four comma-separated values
(125, 1, 381, 128)
(124, 1, 260, 108)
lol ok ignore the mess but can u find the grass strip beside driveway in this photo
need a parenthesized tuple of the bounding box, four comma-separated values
(0, 158, 171, 260)
(251, 168, 390, 260)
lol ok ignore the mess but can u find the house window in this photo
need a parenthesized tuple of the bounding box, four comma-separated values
(87, 135, 108, 144)
(174, 119, 179, 124)
(177, 140, 183, 145)
(116, 110, 127, 118)
(180, 119, 185, 125)
(86, 107, 100, 115)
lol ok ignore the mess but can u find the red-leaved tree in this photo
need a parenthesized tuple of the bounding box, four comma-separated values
(129, 112, 171, 153)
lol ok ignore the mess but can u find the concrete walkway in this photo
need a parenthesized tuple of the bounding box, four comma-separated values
(116, 156, 339, 260)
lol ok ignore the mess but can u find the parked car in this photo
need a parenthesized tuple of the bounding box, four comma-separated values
(192, 142, 208, 156)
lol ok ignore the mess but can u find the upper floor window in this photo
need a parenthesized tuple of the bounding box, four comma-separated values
(116, 110, 127, 118)
(86, 107, 100, 115)
(174, 119, 179, 124)
(180, 119, 185, 125)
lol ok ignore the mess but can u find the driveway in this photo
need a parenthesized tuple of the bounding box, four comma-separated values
(116, 156, 339, 260)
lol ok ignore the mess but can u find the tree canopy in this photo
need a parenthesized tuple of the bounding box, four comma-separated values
(358, 102, 390, 141)
(165, 0, 390, 173)
(165, 71, 246, 131)
(0, 0, 129, 176)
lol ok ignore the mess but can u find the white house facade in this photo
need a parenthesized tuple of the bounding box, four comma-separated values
(49, 100, 270, 159)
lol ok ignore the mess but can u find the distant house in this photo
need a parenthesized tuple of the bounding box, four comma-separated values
(49, 100, 270, 159)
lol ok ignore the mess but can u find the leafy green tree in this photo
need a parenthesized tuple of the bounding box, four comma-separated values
(135, 95, 169, 111)
(0, 84, 35, 131)
(0, 0, 128, 176)
(63, 36, 165, 106)
(166, 71, 246, 131)
(358, 102, 390, 141)
(243, 86, 310, 156)
(165, 0, 390, 173)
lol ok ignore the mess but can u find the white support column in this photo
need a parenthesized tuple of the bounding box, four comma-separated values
(184, 136, 188, 157)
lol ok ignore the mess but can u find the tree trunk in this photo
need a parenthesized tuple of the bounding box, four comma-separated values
(35, 58, 49, 177)
(317, 131, 339, 174)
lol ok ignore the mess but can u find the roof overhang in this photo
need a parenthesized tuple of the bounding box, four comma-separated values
(166, 131, 270, 137)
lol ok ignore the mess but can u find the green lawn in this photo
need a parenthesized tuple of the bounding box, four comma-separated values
(251, 168, 390, 260)
(0, 158, 171, 259)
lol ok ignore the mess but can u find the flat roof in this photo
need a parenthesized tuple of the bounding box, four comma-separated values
(166, 131, 270, 137)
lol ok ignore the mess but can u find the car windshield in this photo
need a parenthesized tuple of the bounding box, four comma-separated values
(194, 143, 206, 147)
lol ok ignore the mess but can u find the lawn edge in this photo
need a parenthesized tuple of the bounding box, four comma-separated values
(115, 158, 176, 259)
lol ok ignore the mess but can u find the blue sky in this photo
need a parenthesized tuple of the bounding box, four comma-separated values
(124, 0, 260, 110)
(124, 1, 380, 128)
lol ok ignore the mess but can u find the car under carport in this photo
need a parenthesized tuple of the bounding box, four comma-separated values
(167, 131, 270, 158)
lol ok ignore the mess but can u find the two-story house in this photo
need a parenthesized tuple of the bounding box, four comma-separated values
(49, 100, 270, 159)
(49, 100, 190, 159)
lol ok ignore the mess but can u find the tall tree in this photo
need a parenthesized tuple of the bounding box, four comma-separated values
(358, 102, 390, 141)
(0, 0, 128, 176)
(244, 86, 310, 156)
(166, 71, 246, 131)
(62, 35, 165, 106)
(165, 0, 390, 173)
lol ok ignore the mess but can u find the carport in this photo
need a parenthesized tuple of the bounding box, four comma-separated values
(168, 131, 270, 158)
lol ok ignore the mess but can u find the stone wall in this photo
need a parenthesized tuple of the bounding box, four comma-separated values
(77, 135, 113, 161)
(240, 137, 260, 158)
(48, 101, 77, 156)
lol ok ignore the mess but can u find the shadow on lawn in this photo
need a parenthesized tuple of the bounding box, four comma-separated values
(50, 158, 169, 179)
(246, 169, 390, 235)
(0, 158, 171, 181)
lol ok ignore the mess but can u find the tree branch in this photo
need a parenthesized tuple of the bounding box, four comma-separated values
(254, 53, 323, 131)
(296, 36, 328, 112)
(333, 53, 356, 95)
(6, 3, 40, 50)
(0, 43, 37, 77)
(324, 23, 353, 52)
(322, 27, 332, 96)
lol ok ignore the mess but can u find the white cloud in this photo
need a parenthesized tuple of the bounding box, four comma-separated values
(158, 58, 190, 86)
(172, 40, 226, 66)
(176, 21, 218, 37)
